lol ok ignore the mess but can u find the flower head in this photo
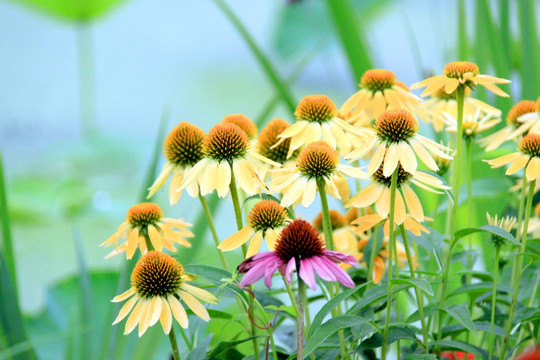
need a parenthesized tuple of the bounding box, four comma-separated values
(222, 114, 258, 139)
(486, 133, 540, 181)
(218, 200, 289, 257)
(355, 238, 408, 284)
(481, 100, 538, 152)
(486, 212, 516, 247)
(111, 251, 218, 337)
(270, 141, 366, 208)
(237, 219, 358, 290)
(179, 122, 278, 197)
(353, 213, 430, 238)
(147, 122, 205, 204)
(100, 203, 193, 259)
(257, 118, 299, 164)
(443, 108, 500, 139)
(346, 160, 450, 224)
(346, 110, 453, 177)
(313, 209, 357, 256)
(274, 95, 369, 158)
(412, 61, 510, 97)
(341, 69, 427, 120)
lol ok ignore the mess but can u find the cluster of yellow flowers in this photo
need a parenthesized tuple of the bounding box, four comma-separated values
(99, 60, 540, 347)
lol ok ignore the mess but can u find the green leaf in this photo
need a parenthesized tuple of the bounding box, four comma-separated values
(131, 326, 164, 360)
(429, 340, 485, 359)
(0, 252, 38, 360)
(302, 315, 372, 359)
(357, 325, 417, 351)
(349, 284, 409, 314)
(443, 304, 478, 336)
(13, 0, 128, 21)
(390, 278, 434, 296)
(324, 0, 373, 83)
(186, 335, 212, 360)
(453, 225, 521, 248)
(517, 0, 539, 99)
(448, 282, 512, 299)
(265, 305, 296, 318)
(310, 283, 368, 337)
(442, 320, 505, 337)
(207, 336, 264, 358)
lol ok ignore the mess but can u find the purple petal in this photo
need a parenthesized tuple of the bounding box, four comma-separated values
(320, 256, 356, 288)
(264, 258, 282, 288)
(284, 258, 296, 284)
(299, 259, 317, 290)
(323, 250, 359, 268)
(310, 256, 337, 282)
(238, 251, 277, 273)
(239, 253, 280, 288)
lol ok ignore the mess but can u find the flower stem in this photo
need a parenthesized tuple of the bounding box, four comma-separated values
(436, 85, 465, 354)
(465, 137, 473, 279)
(297, 277, 307, 360)
(401, 225, 429, 352)
(488, 245, 501, 360)
(168, 326, 181, 360)
(381, 168, 399, 360)
(198, 193, 229, 270)
(144, 233, 155, 252)
(316, 179, 335, 251)
(366, 224, 380, 289)
(500, 179, 536, 360)
(516, 178, 528, 239)
(282, 275, 299, 316)
(229, 166, 247, 257)
(316, 178, 347, 359)
(0, 152, 17, 296)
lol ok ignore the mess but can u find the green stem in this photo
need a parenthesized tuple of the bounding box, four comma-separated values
(516, 179, 528, 239)
(316, 179, 347, 359)
(0, 152, 17, 296)
(437, 85, 465, 353)
(366, 224, 380, 289)
(297, 277, 306, 360)
(488, 246, 501, 360)
(282, 275, 299, 316)
(198, 193, 229, 270)
(76, 22, 96, 138)
(168, 326, 181, 360)
(229, 166, 247, 257)
(500, 179, 536, 360)
(457, 0, 467, 59)
(466, 138, 473, 277)
(144, 233, 155, 252)
(213, 0, 296, 114)
(253, 298, 278, 360)
(401, 225, 429, 352)
(381, 168, 399, 360)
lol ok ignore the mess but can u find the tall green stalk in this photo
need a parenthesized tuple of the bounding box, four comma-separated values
(0, 152, 16, 296)
(437, 85, 465, 349)
(488, 245, 501, 360)
(213, 0, 296, 113)
(381, 168, 398, 360)
(198, 193, 229, 270)
(401, 225, 429, 351)
(168, 327, 181, 360)
(500, 179, 536, 360)
(228, 166, 259, 360)
(297, 277, 307, 360)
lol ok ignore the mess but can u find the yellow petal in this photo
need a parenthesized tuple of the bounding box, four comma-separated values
(301, 179, 318, 208)
(265, 228, 279, 251)
(160, 299, 173, 334)
(148, 225, 163, 252)
(215, 161, 231, 198)
(506, 155, 529, 175)
(367, 142, 386, 175)
(181, 283, 219, 304)
(169, 170, 183, 206)
(399, 142, 418, 174)
(113, 295, 139, 325)
(112, 288, 135, 302)
(444, 78, 459, 94)
(246, 231, 263, 258)
(168, 294, 189, 328)
(383, 143, 399, 177)
(525, 157, 540, 181)
(218, 226, 254, 251)
(179, 291, 210, 322)
(148, 296, 162, 327)
(126, 228, 140, 260)
(124, 300, 144, 335)
(402, 184, 424, 222)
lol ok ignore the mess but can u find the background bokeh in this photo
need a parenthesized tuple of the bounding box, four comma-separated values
(0, 0, 538, 358)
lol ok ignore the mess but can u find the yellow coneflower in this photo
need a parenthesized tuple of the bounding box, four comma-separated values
(481, 100, 538, 152)
(443, 108, 501, 139)
(218, 200, 289, 258)
(352, 213, 430, 238)
(341, 69, 427, 121)
(112, 251, 218, 337)
(273, 95, 369, 158)
(411, 61, 510, 97)
(313, 209, 358, 256)
(346, 161, 450, 224)
(345, 109, 452, 176)
(508, 97, 540, 140)
(270, 141, 366, 208)
(147, 122, 205, 205)
(421, 86, 501, 132)
(486, 212, 517, 246)
(256, 118, 299, 164)
(355, 238, 409, 284)
(485, 134, 540, 181)
(100, 203, 193, 259)
(222, 114, 258, 140)
(179, 123, 278, 197)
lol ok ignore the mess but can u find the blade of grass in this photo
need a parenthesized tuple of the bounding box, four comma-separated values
(324, 0, 373, 84)
(498, 0, 510, 57)
(99, 106, 170, 360)
(517, 0, 539, 99)
(0, 252, 38, 360)
(457, 0, 467, 59)
(0, 151, 17, 296)
(213, 0, 296, 114)
(72, 229, 92, 360)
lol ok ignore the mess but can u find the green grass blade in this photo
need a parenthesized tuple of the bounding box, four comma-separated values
(325, 0, 373, 84)
(213, 0, 296, 114)
(0, 252, 38, 360)
(0, 151, 17, 296)
(457, 0, 467, 59)
(498, 0, 510, 57)
(73, 230, 92, 360)
(517, 0, 539, 99)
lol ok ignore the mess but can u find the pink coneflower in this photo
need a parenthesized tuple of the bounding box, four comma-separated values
(237, 219, 358, 290)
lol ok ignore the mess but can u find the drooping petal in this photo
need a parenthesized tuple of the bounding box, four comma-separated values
(113, 295, 139, 325)
(246, 231, 264, 258)
(218, 226, 254, 252)
(299, 259, 317, 290)
(284, 257, 296, 284)
(148, 225, 163, 252)
(112, 288, 136, 302)
(167, 294, 188, 328)
(160, 299, 173, 334)
(179, 290, 210, 322)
